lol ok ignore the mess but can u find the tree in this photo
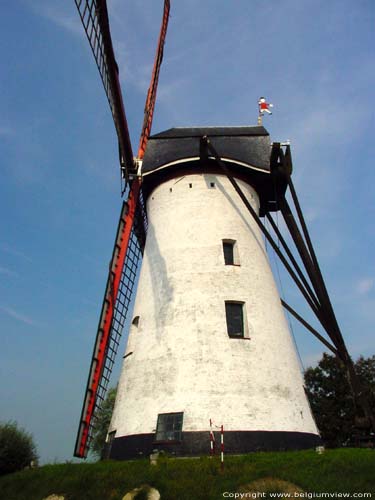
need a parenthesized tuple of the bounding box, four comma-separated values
(0, 421, 38, 475)
(90, 386, 117, 458)
(304, 353, 375, 447)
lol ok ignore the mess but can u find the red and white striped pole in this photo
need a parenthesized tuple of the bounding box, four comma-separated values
(220, 424, 224, 470)
(209, 419, 215, 457)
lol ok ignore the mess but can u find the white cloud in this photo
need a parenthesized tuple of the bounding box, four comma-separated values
(0, 266, 18, 278)
(27, 1, 82, 36)
(356, 278, 374, 295)
(0, 306, 38, 327)
(116, 42, 153, 93)
(303, 208, 319, 224)
(0, 243, 32, 262)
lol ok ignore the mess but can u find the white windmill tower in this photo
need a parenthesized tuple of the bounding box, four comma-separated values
(73, 1, 374, 460)
(106, 126, 321, 459)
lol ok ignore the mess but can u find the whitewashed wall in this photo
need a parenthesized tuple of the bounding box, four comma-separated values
(109, 173, 318, 437)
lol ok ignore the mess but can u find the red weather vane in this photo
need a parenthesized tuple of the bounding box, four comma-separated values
(258, 96, 273, 125)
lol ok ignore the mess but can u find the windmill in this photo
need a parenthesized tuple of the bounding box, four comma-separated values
(73, 1, 374, 459)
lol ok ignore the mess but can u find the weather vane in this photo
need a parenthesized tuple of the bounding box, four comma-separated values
(258, 96, 273, 125)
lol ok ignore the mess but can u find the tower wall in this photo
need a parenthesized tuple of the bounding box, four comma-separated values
(108, 172, 320, 458)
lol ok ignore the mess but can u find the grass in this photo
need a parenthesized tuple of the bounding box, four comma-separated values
(0, 449, 374, 500)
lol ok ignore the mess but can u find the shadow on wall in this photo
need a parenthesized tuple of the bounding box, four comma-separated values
(206, 174, 269, 263)
(145, 220, 174, 340)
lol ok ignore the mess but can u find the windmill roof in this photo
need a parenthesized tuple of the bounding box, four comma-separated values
(151, 126, 269, 139)
(140, 125, 284, 216)
(142, 125, 271, 175)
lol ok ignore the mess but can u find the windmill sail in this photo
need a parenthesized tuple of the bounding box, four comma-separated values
(74, 182, 146, 458)
(74, 0, 134, 179)
(73, 0, 170, 458)
(138, 0, 170, 159)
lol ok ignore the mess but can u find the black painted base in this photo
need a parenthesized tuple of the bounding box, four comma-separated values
(108, 430, 321, 460)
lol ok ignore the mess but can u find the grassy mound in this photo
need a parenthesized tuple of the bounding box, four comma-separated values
(0, 449, 374, 500)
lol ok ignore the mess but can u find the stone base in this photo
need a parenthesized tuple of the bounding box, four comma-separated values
(108, 430, 321, 460)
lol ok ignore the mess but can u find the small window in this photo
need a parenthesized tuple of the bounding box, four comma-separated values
(210, 182, 215, 188)
(103, 430, 116, 459)
(222, 239, 239, 265)
(225, 302, 245, 338)
(155, 412, 183, 442)
(189, 183, 192, 188)
(132, 316, 140, 327)
(106, 430, 116, 444)
(223, 241, 234, 265)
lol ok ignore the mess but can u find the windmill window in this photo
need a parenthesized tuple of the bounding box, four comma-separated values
(189, 183, 192, 188)
(106, 430, 116, 445)
(169, 188, 172, 192)
(132, 316, 140, 327)
(210, 182, 215, 188)
(103, 430, 116, 459)
(222, 239, 239, 265)
(155, 412, 183, 442)
(225, 301, 245, 338)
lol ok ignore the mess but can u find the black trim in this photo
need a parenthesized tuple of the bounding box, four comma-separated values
(109, 430, 321, 460)
(141, 159, 280, 217)
(151, 126, 269, 139)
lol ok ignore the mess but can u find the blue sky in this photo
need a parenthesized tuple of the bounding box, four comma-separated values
(1, 0, 374, 464)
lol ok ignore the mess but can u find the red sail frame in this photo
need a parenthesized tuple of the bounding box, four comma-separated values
(74, 0, 171, 458)
(138, 0, 170, 159)
(74, 180, 140, 458)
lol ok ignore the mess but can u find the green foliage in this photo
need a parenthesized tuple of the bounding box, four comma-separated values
(0, 421, 38, 476)
(90, 386, 117, 458)
(304, 353, 375, 447)
(0, 449, 374, 500)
